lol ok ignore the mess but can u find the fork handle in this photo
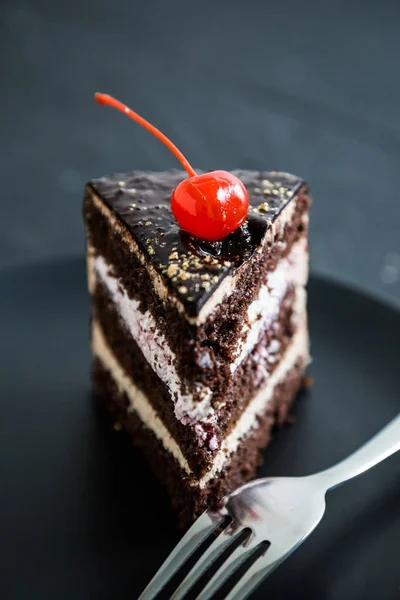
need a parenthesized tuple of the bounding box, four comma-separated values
(315, 413, 400, 491)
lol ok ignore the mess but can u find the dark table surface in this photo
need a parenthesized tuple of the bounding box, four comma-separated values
(1, 0, 399, 307)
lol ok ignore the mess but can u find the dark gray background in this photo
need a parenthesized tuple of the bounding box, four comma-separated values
(1, 0, 399, 306)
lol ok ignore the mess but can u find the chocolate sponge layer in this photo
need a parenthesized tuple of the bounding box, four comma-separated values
(93, 357, 305, 528)
(91, 279, 299, 477)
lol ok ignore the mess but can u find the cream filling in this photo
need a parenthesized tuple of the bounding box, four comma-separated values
(92, 318, 309, 488)
(198, 318, 308, 487)
(230, 238, 308, 372)
(92, 320, 191, 475)
(91, 237, 307, 404)
(92, 253, 214, 428)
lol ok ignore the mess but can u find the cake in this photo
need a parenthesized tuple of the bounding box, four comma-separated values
(83, 168, 311, 527)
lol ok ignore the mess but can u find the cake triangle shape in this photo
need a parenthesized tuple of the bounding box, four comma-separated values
(89, 169, 304, 318)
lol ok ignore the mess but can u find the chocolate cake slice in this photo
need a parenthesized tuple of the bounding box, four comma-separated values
(84, 169, 311, 526)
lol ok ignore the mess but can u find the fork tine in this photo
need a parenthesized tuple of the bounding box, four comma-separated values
(225, 524, 321, 600)
(171, 528, 253, 600)
(223, 544, 299, 600)
(224, 562, 273, 600)
(194, 539, 259, 600)
(138, 512, 221, 600)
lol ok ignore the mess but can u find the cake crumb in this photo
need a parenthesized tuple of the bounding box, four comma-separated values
(145, 220, 152, 226)
(169, 251, 179, 260)
(257, 202, 270, 212)
(178, 285, 188, 294)
(167, 264, 178, 277)
(148, 247, 155, 255)
(113, 422, 122, 431)
(302, 375, 314, 387)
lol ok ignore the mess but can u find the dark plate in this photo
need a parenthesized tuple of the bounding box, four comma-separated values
(0, 259, 399, 600)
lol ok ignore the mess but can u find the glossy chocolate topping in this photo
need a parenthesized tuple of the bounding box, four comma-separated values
(89, 169, 304, 317)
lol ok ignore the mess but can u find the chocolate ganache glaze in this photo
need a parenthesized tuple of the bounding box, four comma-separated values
(89, 169, 305, 317)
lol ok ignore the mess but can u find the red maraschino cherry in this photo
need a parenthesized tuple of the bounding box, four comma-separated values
(94, 93, 249, 241)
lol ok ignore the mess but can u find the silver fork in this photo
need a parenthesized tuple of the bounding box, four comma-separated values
(140, 413, 400, 600)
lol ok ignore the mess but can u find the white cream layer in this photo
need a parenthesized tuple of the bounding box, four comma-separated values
(92, 318, 308, 488)
(92, 237, 307, 406)
(93, 254, 214, 428)
(92, 320, 191, 475)
(199, 318, 308, 487)
(230, 238, 308, 372)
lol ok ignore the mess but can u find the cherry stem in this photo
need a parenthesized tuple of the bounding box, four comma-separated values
(94, 93, 197, 178)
